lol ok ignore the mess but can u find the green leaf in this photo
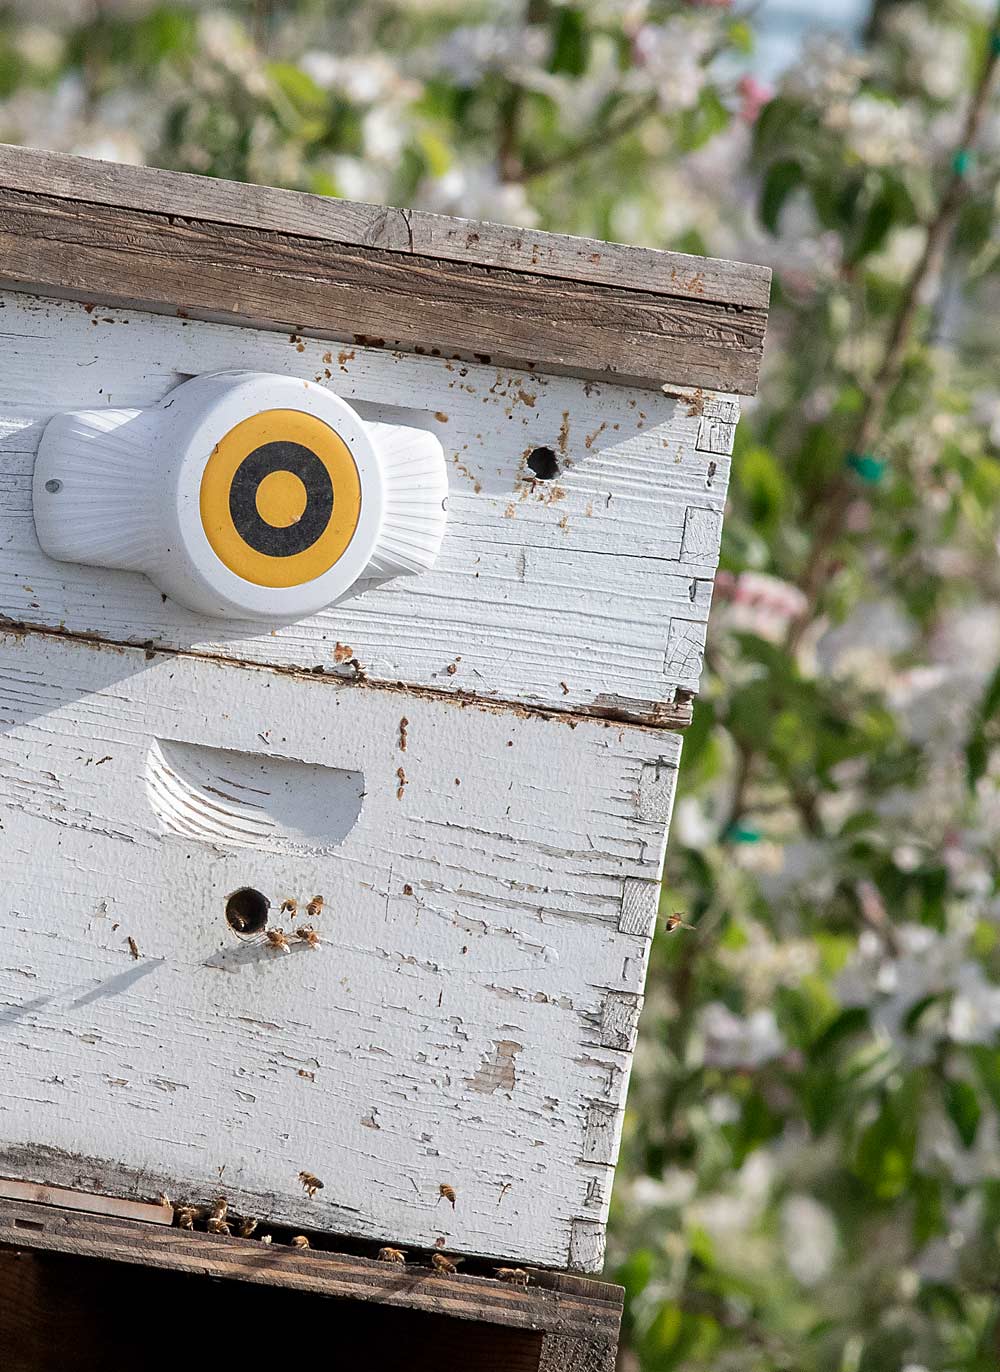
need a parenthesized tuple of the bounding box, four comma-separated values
(548, 7, 590, 77)
(854, 1080, 920, 1200)
(810, 1005, 870, 1059)
(676, 87, 730, 153)
(752, 96, 800, 161)
(727, 19, 755, 55)
(967, 1046, 1000, 1115)
(849, 188, 895, 263)
(944, 1078, 982, 1148)
(269, 61, 327, 114)
(761, 159, 803, 234)
(733, 441, 788, 533)
(966, 657, 1000, 787)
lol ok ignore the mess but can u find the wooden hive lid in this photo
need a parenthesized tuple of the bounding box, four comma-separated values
(0, 143, 770, 395)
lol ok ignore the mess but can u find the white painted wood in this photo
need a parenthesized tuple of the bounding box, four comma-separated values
(0, 290, 734, 719)
(619, 879, 659, 937)
(0, 630, 679, 1270)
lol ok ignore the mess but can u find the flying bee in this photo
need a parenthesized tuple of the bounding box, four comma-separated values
(279, 898, 298, 918)
(306, 896, 324, 918)
(127, 936, 140, 960)
(234, 1216, 258, 1238)
(299, 1171, 324, 1198)
(174, 1205, 197, 1230)
(266, 928, 290, 953)
(290, 1235, 310, 1249)
(664, 912, 696, 933)
(378, 1247, 406, 1264)
(295, 926, 320, 948)
(438, 1183, 456, 1208)
(431, 1253, 461, 1275)
(496, 1268, 530, 1288)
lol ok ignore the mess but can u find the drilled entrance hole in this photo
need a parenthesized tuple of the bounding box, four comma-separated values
(226, 887, 270, 936)
(526, 446, 559, 480)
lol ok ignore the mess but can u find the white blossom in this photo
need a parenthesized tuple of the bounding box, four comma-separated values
(781, 1194, 838, 1285)
(824, 93, 921, 167)
(948, 962, 1000, 1045)
(698, 1002, 786, 1069)
(781, 36, 869, 105)
(628, 19, 715, 114)
(884, 6, 968, 102)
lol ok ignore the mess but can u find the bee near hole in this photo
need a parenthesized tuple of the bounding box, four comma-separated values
(526, 446, 559, 480)
(225, 886, 270, 936)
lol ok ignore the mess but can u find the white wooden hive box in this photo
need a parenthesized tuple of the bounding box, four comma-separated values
(0, 146, 770, 1271)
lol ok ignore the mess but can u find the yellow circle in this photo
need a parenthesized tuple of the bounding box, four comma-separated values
(199, 409, 362, 589)
(255, 470, 308, 528)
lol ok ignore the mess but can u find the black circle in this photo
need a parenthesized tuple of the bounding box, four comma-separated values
(229, 441, 334, 557)
(225, 887, 269, 936)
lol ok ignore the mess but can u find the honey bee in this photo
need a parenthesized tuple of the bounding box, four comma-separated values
(290, 1234, 310, 1249)
(208, 1197, 228, 1221)
(295, 926, 320, 948)
(266, 928, 290, 953)
(280, 898, 298, 918)
(378, 1246, 406, 1264)
(174, 1205, 198, 1230)
(306, 896, 324, 918)
(664, 912, 695, 933)
(431, 1253, 461, 1275)
(438, 1183, 457, 1208)
(496, 1267, 530, 1287)
(157, 1192, 171, 1210)
(299, 1171, 324, 1198)
(234, 1216, 258, 1238)
(206, 1215, 231, 1236)
(127, 936, 140, 960)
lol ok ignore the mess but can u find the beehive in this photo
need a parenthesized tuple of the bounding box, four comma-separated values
(0, 144, 769, 1272)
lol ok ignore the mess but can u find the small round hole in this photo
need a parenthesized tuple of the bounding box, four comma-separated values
(526, 447, 559, 480)
(44, 479, 63, 494)
(225, 887, 269, 936)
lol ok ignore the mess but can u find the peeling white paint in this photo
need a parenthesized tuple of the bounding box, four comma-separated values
(0, 631, 679, 1270)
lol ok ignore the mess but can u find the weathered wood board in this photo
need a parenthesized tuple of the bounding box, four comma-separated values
(0, 143, 770, 396)
(0, 1198, 624, 1372)
(0, 630, 678, 1270)
(0, 290, 735, 725)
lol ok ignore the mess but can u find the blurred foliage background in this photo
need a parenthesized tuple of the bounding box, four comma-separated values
(4, 1, 1000, 1368)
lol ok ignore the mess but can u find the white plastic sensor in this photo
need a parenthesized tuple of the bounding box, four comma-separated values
(33, 371, 448, 621)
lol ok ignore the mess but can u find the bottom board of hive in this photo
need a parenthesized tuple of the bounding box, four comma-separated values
(0, 630, 679, 1270)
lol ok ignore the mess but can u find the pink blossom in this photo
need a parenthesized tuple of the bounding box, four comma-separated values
(739, 74, 774, 123)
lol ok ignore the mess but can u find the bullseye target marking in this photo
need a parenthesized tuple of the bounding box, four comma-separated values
(199, 409, 361, 589)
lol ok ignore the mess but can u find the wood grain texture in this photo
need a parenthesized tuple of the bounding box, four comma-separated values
(0, 188, 767, 394)
(540, 1332, 618, 1372)
(0, 291, 730, 722)
(0, 630, 678, 1270)
(0, 1176, 171, 1224)
(0, 1199, 622, 1342)
(0, 143, 771, 312)
(0, 1245, 571, 1372)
